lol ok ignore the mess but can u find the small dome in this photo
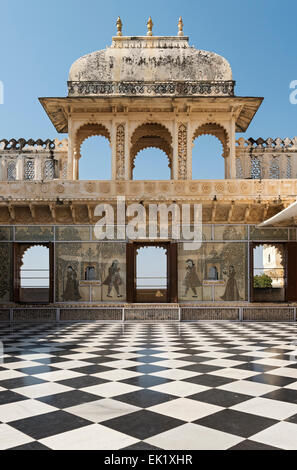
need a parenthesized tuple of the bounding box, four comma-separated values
(68, 36, 233, 97)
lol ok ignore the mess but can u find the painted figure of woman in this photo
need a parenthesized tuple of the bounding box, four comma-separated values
(183, 259, 201, 298)
(221, 265, 242, 301)
(63, 266, 81, 301)
(103, 260, 123, 298)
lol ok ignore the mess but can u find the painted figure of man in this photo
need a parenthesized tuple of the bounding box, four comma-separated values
(103, 259, 123, 298)
(183, 259, 201, 298)
(221, 265, 242, 301)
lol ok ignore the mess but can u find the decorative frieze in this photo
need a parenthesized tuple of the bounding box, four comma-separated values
(68, 80, 235, 97)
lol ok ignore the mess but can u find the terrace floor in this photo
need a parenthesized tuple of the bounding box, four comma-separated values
(0, 321, 297, 450)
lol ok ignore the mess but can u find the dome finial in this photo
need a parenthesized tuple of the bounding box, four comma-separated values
(147, 16, 153, 36)
(116, 16, 123, 36)
(178, 17, 184, 36)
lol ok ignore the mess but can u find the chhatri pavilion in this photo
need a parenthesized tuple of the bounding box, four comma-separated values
(0, 17, 297, 322)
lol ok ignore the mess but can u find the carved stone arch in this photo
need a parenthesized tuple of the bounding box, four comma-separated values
(129, 120, 173, 141)
(133, 145, 172, 171)
(74, 122, 111, 160)
(130, 122, 173, 178)
(19, 243, 49, 268)
(192, 122, 230, 159)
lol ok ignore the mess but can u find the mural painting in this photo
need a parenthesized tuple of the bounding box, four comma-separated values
(55, 242, 126, 302)
(178, 242, 247, 301)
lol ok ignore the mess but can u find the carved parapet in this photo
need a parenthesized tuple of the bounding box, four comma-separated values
(236, 137, 297, 151)
(235, 137, 297, 179)
(0, 138, 68, 181)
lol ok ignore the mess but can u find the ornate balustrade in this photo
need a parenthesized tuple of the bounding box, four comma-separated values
(236, 137, 297, 179)
(0, 138, 68, 181)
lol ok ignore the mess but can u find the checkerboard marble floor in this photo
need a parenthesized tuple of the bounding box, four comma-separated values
(1, 321, 297, 450)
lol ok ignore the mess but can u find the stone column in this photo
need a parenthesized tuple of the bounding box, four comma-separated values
(16, 156, 24, 180)
(114, 122, 126, 180)
(228, 117, 236, 179)
(35, 156, 43, 181)
(67, 117, 75, 180)
(172, 119, 178, 179)
(177, 122, 188, 180)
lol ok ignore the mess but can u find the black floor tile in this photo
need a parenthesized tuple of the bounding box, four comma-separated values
(72, 364, 114, 374)
(188, 388, 252, 407)
(195, 409, 277, 438)
(246, 373, 296, 387)
(0, 390, 27, 405)
(9, 410, 92, 440)
(14, 365, 59, 375)
(122, 441, 161, 450)
(184, 374, 235, 388)
(263, 388, 297, 405)
(126, 364, 169, 374)
(233, 363, 277, 373)
(120, 374, 172, 388)
(181, 364, 222, 374)
(0, 376, 46, 389)
(8, 441, 51, 450)
(115, 389, 177, 408)
(229, 439, 280, 450)
(37, 390, 101, 408)
(102, 410, 184, 440)
(57, 375, 108, 388)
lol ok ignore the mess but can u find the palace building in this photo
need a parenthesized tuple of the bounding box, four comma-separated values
(1, 17, 297, 322)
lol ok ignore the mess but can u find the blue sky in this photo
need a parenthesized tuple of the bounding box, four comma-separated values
(0, 0, 296, 180)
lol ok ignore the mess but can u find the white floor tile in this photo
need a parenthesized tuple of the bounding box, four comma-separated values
(145, 423, 243, 450)
(81, 382, 141, 398)
(0, 399, 56, 423)
(16, 382, 73, 399)
(40, 423, 139, 450)
(66, 398, 140, 422)
(150, 381, 209, 397)
(218, 380, 279, 397)
(0, 423, 34, 449)
(252, 422, 297, 450)
(231, 397, 297, 420)
(148, 398, 222, 422)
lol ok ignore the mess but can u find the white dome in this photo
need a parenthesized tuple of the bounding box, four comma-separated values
(68, 36, 234, 97)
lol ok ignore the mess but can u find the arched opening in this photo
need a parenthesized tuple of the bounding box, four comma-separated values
(75, 123, 111, 180)
(133, 148, 171, 180)
(79, 136, 111, 180)
(136, 245, 168, 302)
(192, 123, 229, 179)
(20, 245, 50, 303)
(130, 123, 173, 180)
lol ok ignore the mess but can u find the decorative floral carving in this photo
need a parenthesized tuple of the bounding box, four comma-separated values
(178, 123, 187, 180)
(116, 124, 125, 180)
(68, 81, 235, 97)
